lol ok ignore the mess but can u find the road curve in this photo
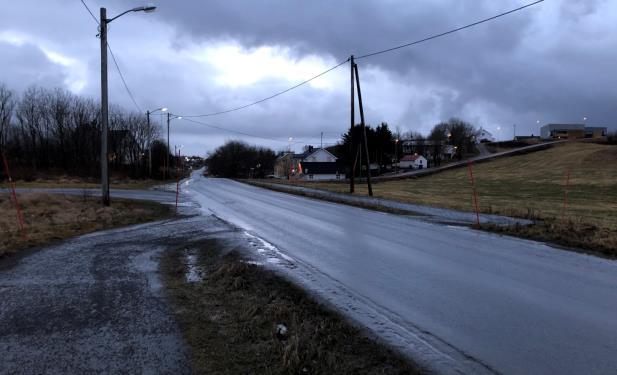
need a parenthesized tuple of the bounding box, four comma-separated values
(185, 174, 617, 375)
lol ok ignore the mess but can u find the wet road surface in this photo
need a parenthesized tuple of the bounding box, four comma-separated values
(185, 174, 617, 375)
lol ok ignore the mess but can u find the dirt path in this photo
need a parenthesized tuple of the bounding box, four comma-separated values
(0, 215, 228, 373)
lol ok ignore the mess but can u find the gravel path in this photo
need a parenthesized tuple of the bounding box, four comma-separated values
(0, 215, 229, 374)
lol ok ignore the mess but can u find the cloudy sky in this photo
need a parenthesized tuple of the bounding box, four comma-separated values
(1, 0, 615, 155)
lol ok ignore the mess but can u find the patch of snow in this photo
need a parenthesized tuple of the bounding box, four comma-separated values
(185, 253, 202, 283)
(244, 232, 295, 266)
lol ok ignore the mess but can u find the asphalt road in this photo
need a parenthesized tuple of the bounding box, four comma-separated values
(0, 215, 230, 374)
(185, 174, 617, 375)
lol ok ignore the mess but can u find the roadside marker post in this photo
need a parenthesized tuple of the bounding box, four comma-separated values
(467, 160, 481, 226)
(175, 149, 180, 215)
(2, 153, 27, 240)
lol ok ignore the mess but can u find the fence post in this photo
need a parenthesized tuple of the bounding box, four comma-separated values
(2, 153, 27, 240)
(467, 160, 481, 226)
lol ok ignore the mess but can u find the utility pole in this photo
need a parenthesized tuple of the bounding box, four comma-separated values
(320, 131, 323, 149)
(100, 7, 110, 206)
(349, 55, 355, 194)
(513, 124, 516, 140)
(166, 112, 170, 180)
(146, 110, 152, 177)
(353, 61, 373, 197)
(98, 5, 156, 205)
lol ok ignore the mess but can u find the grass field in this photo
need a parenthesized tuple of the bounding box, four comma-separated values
(276, 141, 617, 256)
(0, 192, 172, 258)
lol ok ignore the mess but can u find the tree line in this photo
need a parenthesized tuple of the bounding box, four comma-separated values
(0, 82, 176, 181)
(206, 141, 276, 178)
(331, 118, 478, 175)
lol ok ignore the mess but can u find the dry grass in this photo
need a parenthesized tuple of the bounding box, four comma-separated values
(10, 177, 168, 190)
(162, 239, 419, 374)
(0, 192, 172, 258)
(270, 142, 617, 255)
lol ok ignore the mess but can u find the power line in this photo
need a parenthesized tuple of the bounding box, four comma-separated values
(107, 44, 143, 113)
(179, 0, 543, 118)
(80, 0, 99, 25)
(355, 0, 543, 60)
(80, 0, 143, 113)
(180, 117, 307, 144)
(180, 58, 349, 118)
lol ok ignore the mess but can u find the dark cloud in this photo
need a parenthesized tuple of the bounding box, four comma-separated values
(1, 0, 615, 155)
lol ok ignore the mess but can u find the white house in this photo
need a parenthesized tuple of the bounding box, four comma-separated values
(298, 147, 342, 180)
(476, 127, 495, 143)
(398, 155, 427, 169)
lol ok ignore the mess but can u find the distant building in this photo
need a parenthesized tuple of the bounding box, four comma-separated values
(585, 127, 608, 138)
(274, 146, 341, 180)
(540, 124, 607, 140)
(476, 128, 495, 143)
(398, 154, 427, 169)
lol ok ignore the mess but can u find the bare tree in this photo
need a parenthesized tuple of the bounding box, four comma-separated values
(0, 83, 15, 154)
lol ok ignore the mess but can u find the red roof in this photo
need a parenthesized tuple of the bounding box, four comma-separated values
(400, 155, 423, 161)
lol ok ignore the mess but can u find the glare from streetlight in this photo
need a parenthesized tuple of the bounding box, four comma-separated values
(161, 107, 168, 112)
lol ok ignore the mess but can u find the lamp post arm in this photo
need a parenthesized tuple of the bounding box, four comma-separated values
(106, 6, 155, 24)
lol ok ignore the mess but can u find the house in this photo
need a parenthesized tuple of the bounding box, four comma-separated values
(476, 128, 495, 143)
(299, 162, 342, 180)
(398, 154, 427, 169)
(298, 147, 341, 180)
(539, 124, 608, 140)
(540, 124, 585, 139)
(274, 146, 342, 180)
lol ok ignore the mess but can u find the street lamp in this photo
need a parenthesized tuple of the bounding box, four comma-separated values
(166, 113, 182, 180)
(99, 5, 157, 206)
(146, 107, 167, 177)
(394, 138, 399, 174)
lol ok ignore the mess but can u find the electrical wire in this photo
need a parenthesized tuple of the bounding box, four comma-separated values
(179, 0, 543, 118)
(80, 0, 99, 25)
(79, 0, 544, 143)
(180, 117, 307, 144)
(355, 0, 543, 60)
(80, 0, 143, 113)
(107, 45, 143, 113)
(180, 58, 350, 118)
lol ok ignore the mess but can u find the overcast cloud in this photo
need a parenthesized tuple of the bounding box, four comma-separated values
(0, 0, 615, 155)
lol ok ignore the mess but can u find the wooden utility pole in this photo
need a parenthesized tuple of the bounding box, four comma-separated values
(100, 7, 110, 206)
(349, 55, 355, 194)
(353, 62, 373, 197)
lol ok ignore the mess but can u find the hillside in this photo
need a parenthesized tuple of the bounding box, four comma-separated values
(284, 141, 617, 255)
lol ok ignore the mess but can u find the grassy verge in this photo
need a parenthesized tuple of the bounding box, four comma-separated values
(0, 192, 172, 258)
(260, 142, 617, 258)
(481, 218, 616, 259)
(162, 239, 419, 374)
